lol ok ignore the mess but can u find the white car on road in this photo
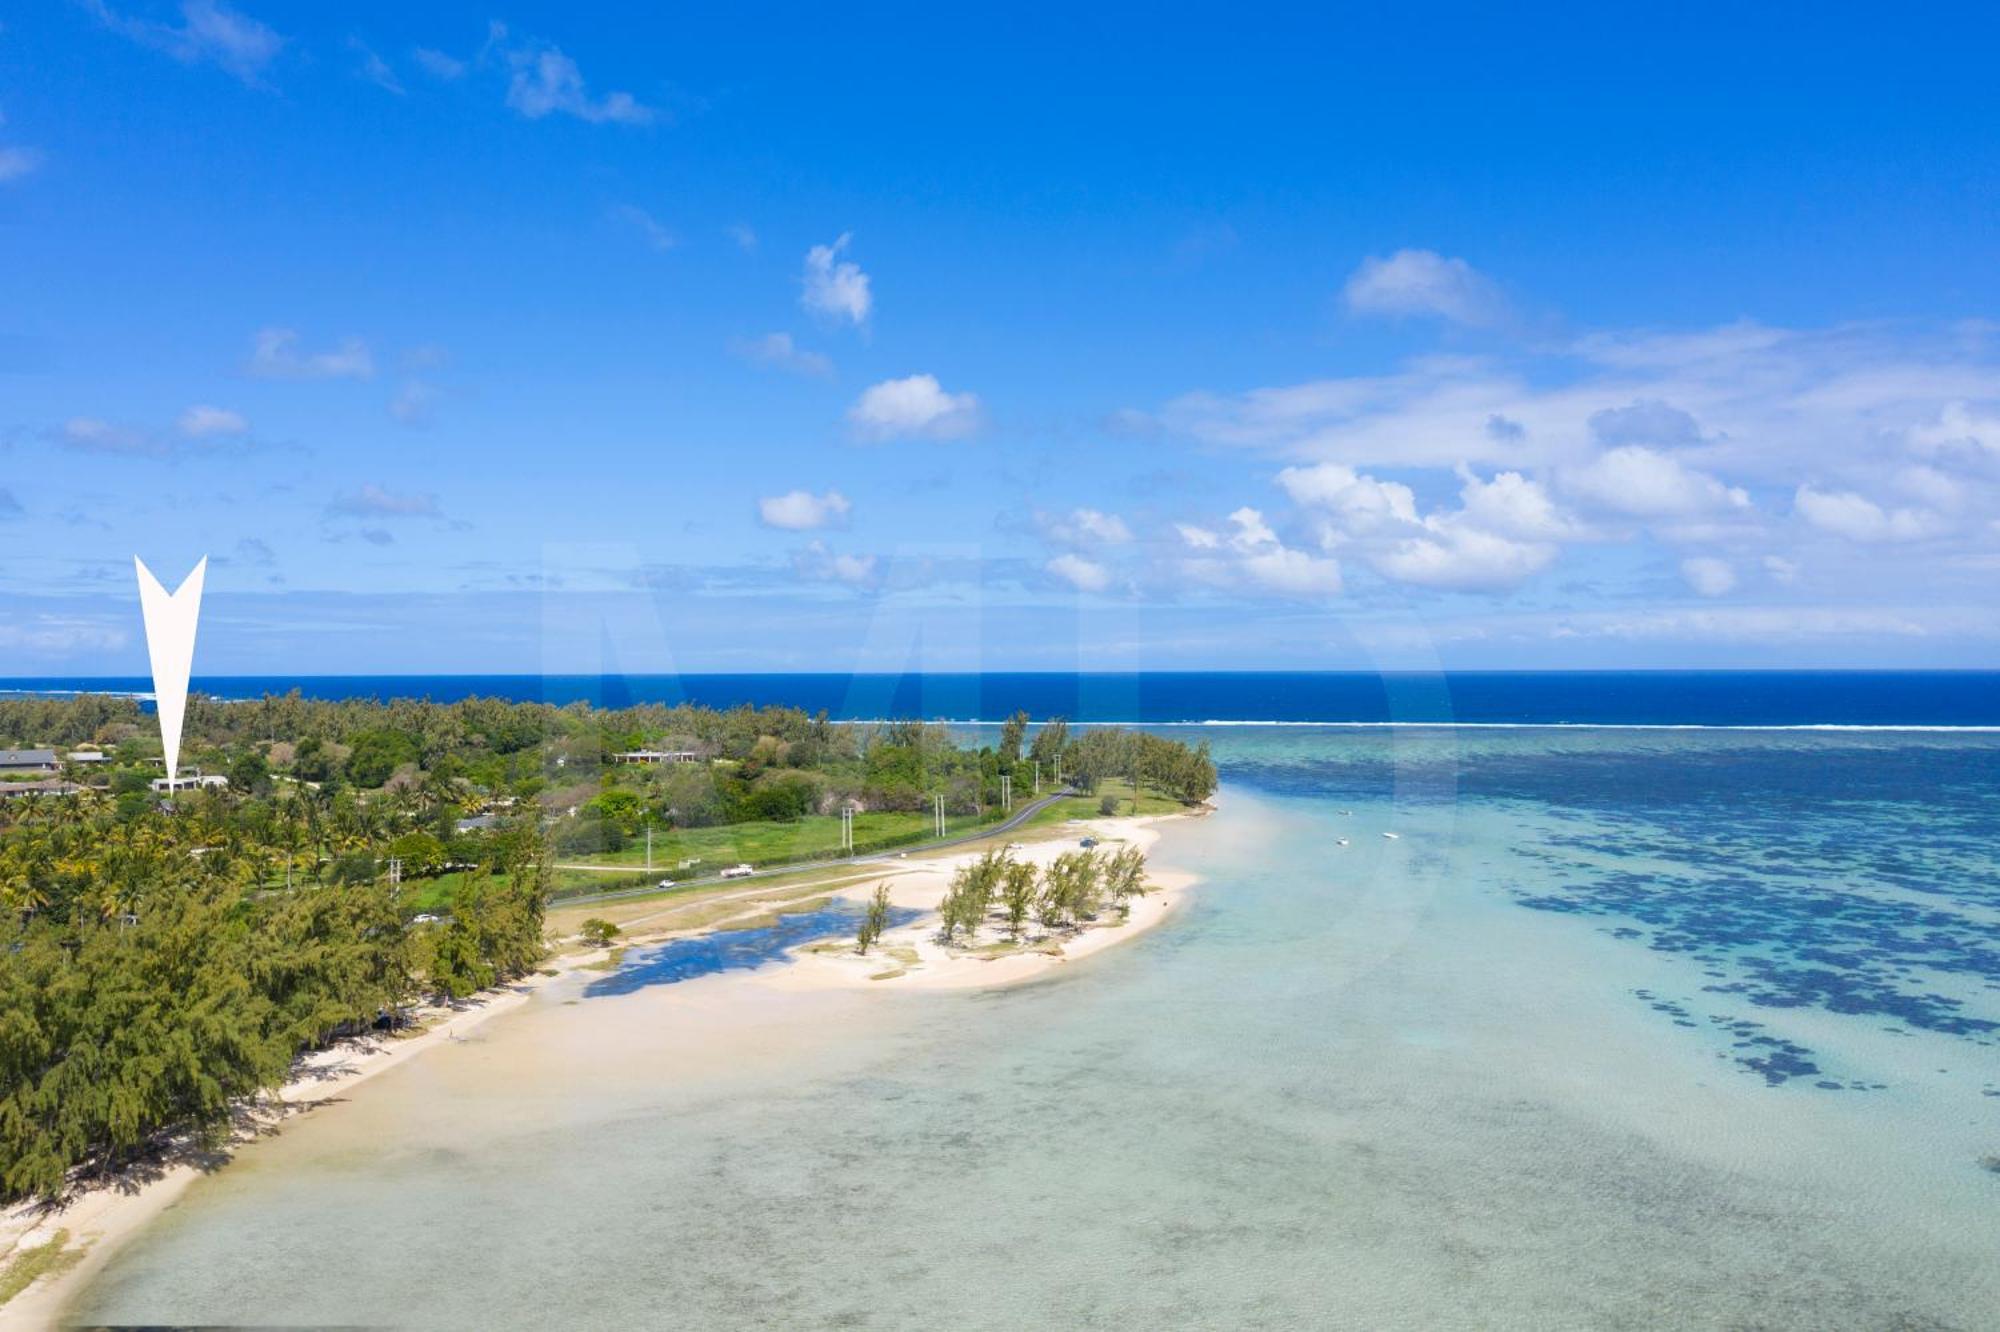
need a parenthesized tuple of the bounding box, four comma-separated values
(719, 864, 754, 879)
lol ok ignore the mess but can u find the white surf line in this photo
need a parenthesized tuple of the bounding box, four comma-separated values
(134, 556, 207, 785)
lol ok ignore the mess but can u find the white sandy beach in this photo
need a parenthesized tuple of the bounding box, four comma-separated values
(0, 808, 1202, 1326)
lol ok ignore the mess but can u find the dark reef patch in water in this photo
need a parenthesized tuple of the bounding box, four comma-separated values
(1216, 732, 2000, 1087)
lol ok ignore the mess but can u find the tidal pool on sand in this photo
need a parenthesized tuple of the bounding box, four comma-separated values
(75, 727, 2000, 1329)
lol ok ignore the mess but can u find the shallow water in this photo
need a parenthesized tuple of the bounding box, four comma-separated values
(76, 728, 2000, 1329)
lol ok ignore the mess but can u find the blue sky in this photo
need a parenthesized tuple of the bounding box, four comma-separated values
(7, 2, 2000, 674)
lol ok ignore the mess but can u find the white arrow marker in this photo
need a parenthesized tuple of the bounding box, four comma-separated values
(135, 556, 207, 786)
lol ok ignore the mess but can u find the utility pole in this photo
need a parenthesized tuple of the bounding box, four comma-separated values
(1033, 760, 1041, 795)
(1001, 774, 1012, 813)
(934, 793, 944, 838)
(645, 820, 653, 871)
(840, 806, 853, 853)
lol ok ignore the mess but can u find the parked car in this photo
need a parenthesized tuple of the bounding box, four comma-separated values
(720, 863, 754, 879)
(1080, 837, 1099, 849)
(656, 878, 676, 889)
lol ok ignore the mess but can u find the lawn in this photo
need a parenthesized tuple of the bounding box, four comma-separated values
(550, 806, 1014, 873)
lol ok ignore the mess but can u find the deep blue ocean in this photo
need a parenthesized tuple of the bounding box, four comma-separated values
(7, 670, 2000, 726)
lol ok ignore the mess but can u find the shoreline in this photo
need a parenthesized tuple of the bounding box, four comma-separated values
(0, 806, 1206, 1326)
(0, 966, 576, 1329)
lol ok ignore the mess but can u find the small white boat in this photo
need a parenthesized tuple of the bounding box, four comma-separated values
(1335, 838, 1350, 847)
(1381, 831, 1400, 840)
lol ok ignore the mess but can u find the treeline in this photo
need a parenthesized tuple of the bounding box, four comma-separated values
(0, 796, 547, 1202)
(0, 695, 1215, 834)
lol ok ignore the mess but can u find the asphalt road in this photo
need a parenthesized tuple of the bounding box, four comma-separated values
(547, 787, 1077, 910)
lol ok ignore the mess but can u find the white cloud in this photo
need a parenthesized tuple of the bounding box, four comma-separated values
(85, 0, 283, 87)
(1277, 462, 1418, 536)
(802, 234, 872, 325)
(727, 224, 758, 252)
(1374, 524, 1556, 591)
(1562, 446, 1749, 519)
(57, 417, 157, 456)
(1453, 469, 1579, 541)
(494, 25, 653, 125)
(0, 147, 42, 183)
(1239, 544, 1343, 597)
(177, 405, 247, 437)
(612, 204, 675, 252)
(794, 540, 876, 586)
(248, 327, 374, 380)
(1044, 508, 1132, 545)
(758, 489, 851, 531)
(730, 332, 832, 378)
(1174, 522, 1221, 549)
(1343, 249, 1506, 327)
(848, 374, 979, 441)
(1046, 553, 1112, 593)
(1177, 507, 1343, 599)
(1681, 556, 1737, 597)
(1764, 555, 1800, 585)
(1906, 400, 2000, 458)
(1794, 485, 1940, 543)
(350, 38, 404, 94)
(1216, 507, 1273, 551)
(412, 47, 466, 80)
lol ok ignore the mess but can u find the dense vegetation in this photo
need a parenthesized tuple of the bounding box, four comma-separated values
(0, 691, 1214, 1201)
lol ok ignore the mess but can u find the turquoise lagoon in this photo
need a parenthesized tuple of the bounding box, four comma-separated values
(75, 727, 2000, 1328)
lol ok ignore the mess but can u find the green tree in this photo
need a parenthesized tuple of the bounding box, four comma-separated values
(856, 883, 891, 955)
(998, 710, 1030, 767)
(579, 918, 620, 948)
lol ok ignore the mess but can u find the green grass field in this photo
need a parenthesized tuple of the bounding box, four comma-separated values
(394, 783, 1195, 913)
(548, 805, 1035, 872)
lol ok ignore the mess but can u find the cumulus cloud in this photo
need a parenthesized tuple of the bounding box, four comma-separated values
(1343, 249, 1506, 327)
(1179, 507, 1343, 600)
(802, 234, 872, 325)
(1561, 446, 1749, 519)
(177, 405, 248, 437)
(758, 489, 851, 531)
(1046, 552, 1112, 593)
(248, 327, 374, 379)
(1043, 508, 1132, 545)
(1374, 523, 1557, 591)
(730, 332, 831, 377)
(85, 0, 283, 86)
(326, 484, 439, 518)
(1277, 462, 1418, 535)
(793, 540, 876, 586)
(492, 24, 653, 125)
(848, 374, 979, 441)
(1681, 556, 1737, 597)
(1794, 486, 1940, 543)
